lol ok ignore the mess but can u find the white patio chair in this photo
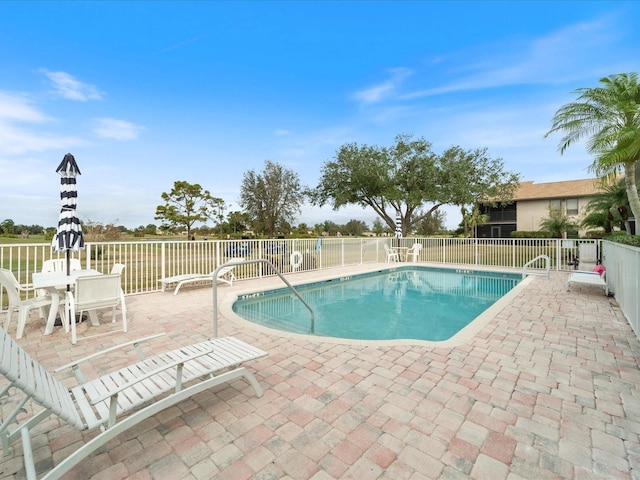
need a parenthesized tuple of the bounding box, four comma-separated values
(109, 263, 127, 308)
(68, 273, 127, 344)
(40, 258, 82, 294)
(42, 258, 81, 273)
(0, 269, 53, 339)
(384, 244, 399, 263)
(406, 243, 423, 263)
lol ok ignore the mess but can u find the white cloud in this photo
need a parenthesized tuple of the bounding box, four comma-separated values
(0, 91, 49, 122)
(353, 68, 413, 105)
(41, 69, 104, 101)
(403, 17, 622, 100)
(0, 120, 85, 155)
(93, 118, 144, 140)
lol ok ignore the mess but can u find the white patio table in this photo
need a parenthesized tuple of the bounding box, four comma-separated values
(32, 269, 102, 335)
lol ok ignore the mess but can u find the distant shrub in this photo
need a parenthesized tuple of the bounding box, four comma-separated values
(510, 231, 551, 238)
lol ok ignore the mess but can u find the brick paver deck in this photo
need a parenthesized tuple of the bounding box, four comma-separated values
(2, 264, 639, 479)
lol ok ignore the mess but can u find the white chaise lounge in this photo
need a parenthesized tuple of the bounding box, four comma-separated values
(0, 328, 267, 479)
(567, 271, 608, 295)
(160, 259, 241, 295)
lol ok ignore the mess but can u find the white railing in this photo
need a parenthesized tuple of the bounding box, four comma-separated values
(522, 255, 550, 279)
(602, 240, 640, 337)
(5, 236, 638, 342)
(0, 237, 601, 297)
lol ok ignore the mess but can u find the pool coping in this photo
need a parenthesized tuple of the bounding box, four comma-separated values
(219, 263, 534, 348)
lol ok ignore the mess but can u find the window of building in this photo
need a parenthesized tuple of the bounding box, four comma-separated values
(566, 198, 579, 215)
(549, 199, 561, 211)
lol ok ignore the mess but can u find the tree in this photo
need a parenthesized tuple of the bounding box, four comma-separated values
(143, 224, 157, 235)
(582, 178, 631, 234)
(545, 73, 640, 230)
(295, 223, 310, 235)
(1, 219, 15, 235)
(310, 135, 519, 236)
(227, 210, 250, 236)
(371, 218, 386, 237)
(239, 160, 304, 237)
(154, 181, 219, 239)
(319, 220, 340, 236)
(415, 210, 446, 236)
(439, 146, 520, 237)
(343, 219, 368, 236)
(539, 206, 579, 239)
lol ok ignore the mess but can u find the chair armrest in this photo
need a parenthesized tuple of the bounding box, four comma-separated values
(90, 346, 220, 404)
(54, 333, 166, 372)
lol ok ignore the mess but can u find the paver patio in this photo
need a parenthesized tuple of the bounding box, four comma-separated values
(1, 263, 639, 479)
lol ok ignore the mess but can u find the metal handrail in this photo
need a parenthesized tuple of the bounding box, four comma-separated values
(522, 254, 550, 279)
(211, 258, 315, 337)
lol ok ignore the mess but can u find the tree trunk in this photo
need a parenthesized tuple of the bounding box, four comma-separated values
(625, 162, 640, 232)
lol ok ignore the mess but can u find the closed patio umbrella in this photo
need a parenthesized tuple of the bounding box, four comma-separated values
(51, 153, 85, 324)
(395, 209, 402, 239)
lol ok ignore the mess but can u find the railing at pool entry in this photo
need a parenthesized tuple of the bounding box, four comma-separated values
(522, 254, 550, 279)
(211, 258, 315, 337)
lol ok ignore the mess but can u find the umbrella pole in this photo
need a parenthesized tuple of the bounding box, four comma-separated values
(66, 252, 72, 329)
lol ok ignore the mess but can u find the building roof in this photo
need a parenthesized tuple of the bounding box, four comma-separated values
(514, 178, 603, 201)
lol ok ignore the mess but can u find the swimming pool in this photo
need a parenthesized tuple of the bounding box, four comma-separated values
(231, 266, 521, 342)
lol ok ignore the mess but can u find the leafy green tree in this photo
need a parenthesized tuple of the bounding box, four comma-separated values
(343, 219, 368, 236)
(295, 223, 310, 235)
(239, 160, 304, 237)
(143, 224, 157, 235)
(227, 210, 250, 236)
(154, 181, 219, 239)
(545, 73, 640, 229)
(1, 219, 15, 235)
(539, 206, 579, 239)
(372, 218, 386, 237)
(439, 146, 519, 237)
(415, 210, 446, 236)
(322, 221, 340, 236)
(310, 135, 519, 236)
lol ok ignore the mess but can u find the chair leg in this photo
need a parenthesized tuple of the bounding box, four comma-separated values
(3, 308, 14, 331)
(16, 308, 30, 339)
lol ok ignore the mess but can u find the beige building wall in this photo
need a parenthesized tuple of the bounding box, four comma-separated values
(516, 200, 549, 232)
(517, 198, 593, 236)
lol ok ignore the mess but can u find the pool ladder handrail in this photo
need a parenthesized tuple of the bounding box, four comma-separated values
(211, 258, 316, 337)
(522, 254, 550, 279)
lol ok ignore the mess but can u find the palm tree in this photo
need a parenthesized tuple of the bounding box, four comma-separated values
(582, 179, 629, 234)
(545, 73, 640, 231)
(539, 206, 579, 239)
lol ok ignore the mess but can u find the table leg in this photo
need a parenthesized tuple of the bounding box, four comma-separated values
(44, 289, 60, 335)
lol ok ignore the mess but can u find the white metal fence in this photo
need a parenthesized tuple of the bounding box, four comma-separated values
(6, 236, 638, 340)
(1, 237, 602, 295)
(602, 240, 640, 337)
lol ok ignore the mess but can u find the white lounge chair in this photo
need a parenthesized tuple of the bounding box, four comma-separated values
(160, 259, 242, 295)
(0, 327, 267, 479)
(567, 271, 608, 295)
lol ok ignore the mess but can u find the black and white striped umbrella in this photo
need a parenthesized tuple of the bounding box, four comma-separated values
(52, 153, 85, 255)
(395, 209, 402, 239)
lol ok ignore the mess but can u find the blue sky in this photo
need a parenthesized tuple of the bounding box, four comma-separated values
(1, 1, 639, 231)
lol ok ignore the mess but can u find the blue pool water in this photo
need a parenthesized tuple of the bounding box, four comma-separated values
(232, 267, 521, 341)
